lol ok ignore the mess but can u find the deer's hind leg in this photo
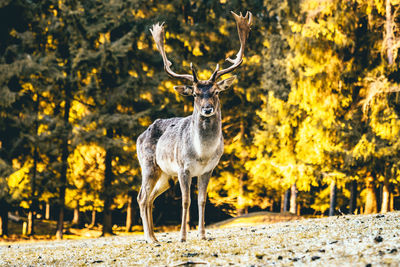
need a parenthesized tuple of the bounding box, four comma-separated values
(148, 173, 172, 238)
(137, 163, 161, 243)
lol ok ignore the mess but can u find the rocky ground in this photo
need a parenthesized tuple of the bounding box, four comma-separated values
(1, 212, 400, 266)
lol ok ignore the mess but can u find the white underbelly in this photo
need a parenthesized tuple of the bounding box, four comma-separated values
(157, 158, 179, 176)
(156, 134, 222, 177)
(188, 157, 219, 177)
(156, 149, 220, 178)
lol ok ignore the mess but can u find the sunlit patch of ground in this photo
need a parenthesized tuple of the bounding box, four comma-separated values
(0, 221, 144, 244)
(208, 211, 301, 229)
(1, 212, 400, 266)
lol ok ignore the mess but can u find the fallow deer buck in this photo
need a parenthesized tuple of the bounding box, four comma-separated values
(137, 11, 252, 243)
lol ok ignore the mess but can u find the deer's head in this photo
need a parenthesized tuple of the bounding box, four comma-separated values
(150, 11, 252, 117)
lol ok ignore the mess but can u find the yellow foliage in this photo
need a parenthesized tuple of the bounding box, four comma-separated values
(132, 9, 146, 19)
(69, 100, 87, 122)
(192, 43, 203, 56)
(139, 92, 153, 103)
(137, 33, 148, 50)
(219, 24, 229, 36)
(21, 82, 34, 93)
(67, 144, 105, 209)
(8, 159, 31, 207)
(98, 32, 110, 44)
(128, 70, 138, 78)
(353, 135, 376, 160)
(138, 116, 152, 127)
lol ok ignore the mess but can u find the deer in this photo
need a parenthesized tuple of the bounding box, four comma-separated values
(136, 11, 252, 243)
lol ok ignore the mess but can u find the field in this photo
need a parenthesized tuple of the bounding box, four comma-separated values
(1, 212, 400, 266)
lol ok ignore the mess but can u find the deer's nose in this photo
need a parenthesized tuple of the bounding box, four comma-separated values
(202, 107, 214, 115)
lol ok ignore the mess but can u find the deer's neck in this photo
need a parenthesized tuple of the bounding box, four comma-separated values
(191, 108, 222, 157)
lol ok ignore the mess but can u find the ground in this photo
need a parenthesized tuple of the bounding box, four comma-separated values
(1, 212, 400, 266)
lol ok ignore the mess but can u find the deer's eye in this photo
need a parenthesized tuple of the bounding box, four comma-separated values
(193, 93, 198, 98)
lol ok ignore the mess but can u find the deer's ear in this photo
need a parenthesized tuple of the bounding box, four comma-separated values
(173, 85, 193, 96)
(216, 76, 236, 92)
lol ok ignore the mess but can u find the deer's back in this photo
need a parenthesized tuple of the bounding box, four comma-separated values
(136, 117, 187, 169)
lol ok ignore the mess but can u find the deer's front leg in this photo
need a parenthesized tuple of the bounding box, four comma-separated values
(178, 170, 192, 242)
(198, 171, 211, 240)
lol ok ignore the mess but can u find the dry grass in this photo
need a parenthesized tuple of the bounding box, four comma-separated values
(1, 212, 400, 266)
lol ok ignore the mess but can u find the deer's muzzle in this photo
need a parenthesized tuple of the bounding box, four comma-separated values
(201, 107, 214, 117)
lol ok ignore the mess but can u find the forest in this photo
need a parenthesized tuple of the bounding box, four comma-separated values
(1, 0, 400, 240)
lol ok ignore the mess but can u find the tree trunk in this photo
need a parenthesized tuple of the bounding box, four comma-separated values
(89, 209, 96, 228)
(27, 211, 34, 236)
(364, 175, 378, 214)
(45, 202, 50, 220)
(29, 94, 39, 237)
(0, 200, 8, 236)
(381, 176, 390, 213)
(126, 193, 134, 232)
(102, 128, 114, 236)
(289, 184, 297, 214)
(56, 83, 71, 240)
(386, 0, 393, 65)
(237, 173, 246, 216)
(72, 200, 80, 227)
(329, 180, 337, 216)
(282, 189, 290, 212)
(389, 185, 394, 211)
(349, 180, 357, 214)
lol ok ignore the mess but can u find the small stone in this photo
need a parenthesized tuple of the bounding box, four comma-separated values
(181, 252, 199, 257)
(376, 214, 384, 219)
(277, 256, 283, 260)
(389, 248, 398, 254)
(255, 253, 264, 259)
(374, 236, 383, 243)
(311, 256, 321, 261)
(365, 264, 372, 267)
(319, 249, 326, 253)
(212, 253, 218, 257)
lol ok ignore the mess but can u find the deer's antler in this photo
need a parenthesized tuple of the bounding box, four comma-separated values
(150, 23, 195, 83)
(209, 11, 252, 82)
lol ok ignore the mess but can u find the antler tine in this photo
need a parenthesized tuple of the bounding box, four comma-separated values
(208, 11, 252, 82)
(209, 64, 220, 82)
(190, 62, 199, 83)
(150, 22, 194, 82)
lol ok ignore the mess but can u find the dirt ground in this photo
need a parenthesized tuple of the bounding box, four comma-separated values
(1, 212, 400, 266)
